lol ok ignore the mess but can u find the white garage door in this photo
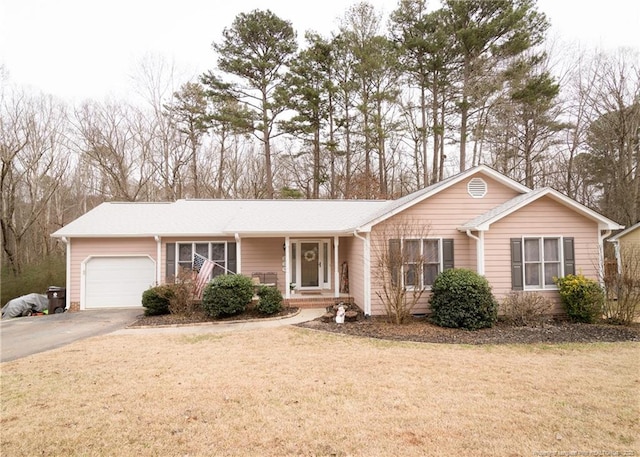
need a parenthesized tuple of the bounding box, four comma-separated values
(85, 257, 155, 308)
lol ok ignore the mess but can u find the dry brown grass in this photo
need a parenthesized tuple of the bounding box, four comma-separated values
(1, 328, 639, 457)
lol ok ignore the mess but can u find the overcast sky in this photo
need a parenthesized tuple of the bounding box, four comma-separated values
(1, 0, 638, 102)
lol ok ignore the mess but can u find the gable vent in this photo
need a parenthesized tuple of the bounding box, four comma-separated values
(467, 178, 487, 198)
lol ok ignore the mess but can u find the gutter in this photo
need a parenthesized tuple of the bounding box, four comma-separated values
(599, 229, 612, 280)
(465, 229, 485, 275)
(353, 229, 371, 317)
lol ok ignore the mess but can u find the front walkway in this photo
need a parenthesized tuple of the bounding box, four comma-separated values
(112, 308, 326, 336)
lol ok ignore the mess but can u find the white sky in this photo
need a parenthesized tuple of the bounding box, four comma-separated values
(1, 0, 638, 103)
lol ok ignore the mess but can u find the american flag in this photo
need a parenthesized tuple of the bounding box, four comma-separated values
(193, 253, 214, 299)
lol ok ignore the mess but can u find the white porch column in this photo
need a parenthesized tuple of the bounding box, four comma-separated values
(284, 236, 290, 299)
(354, 230, 371, 316)
(334, 236, 339, 298)
(154, 236, 162, 285)
(234, 233, 242, 274)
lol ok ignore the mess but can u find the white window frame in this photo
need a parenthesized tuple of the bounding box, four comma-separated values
(174, 241, 236, 280)
(397, 238, 443, 291)
(521, 236, 563, 290)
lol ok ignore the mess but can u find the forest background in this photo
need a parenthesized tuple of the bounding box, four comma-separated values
(1, 0, 638, 304)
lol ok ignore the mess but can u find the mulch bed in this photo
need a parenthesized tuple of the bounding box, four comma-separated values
(130, 307, 640, 344)
(129, 307, 299, 327)
(296, 315, 640, 345)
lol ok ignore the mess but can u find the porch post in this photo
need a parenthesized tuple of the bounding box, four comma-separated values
(154, 235, 162, 285)
(234, 233, 242, 274)
(334, 236, 339, 298)
(284, 236, 290, 299)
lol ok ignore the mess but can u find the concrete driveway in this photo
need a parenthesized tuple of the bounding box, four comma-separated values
(0, 308, 143, 362)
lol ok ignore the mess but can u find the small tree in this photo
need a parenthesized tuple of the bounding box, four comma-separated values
(603, 243, 640, 325)
(373, 221, 432, 324)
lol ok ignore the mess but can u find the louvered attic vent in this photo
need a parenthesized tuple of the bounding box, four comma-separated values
(467, 178, 487, 198)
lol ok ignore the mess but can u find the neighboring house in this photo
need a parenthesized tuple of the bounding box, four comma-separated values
(608, 222, 640, 277)
(51, 165, 623, 315)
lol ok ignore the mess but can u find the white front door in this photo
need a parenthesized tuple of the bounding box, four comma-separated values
(292, 240, 330, 290)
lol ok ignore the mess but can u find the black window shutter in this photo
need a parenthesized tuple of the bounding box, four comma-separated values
(563, 237, 575, 276)
(165, 243, 176, 282)
(510, 238, 523, 290)
(443, 239, 454, 270)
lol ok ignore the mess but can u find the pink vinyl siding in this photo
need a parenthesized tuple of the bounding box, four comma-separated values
(341, 236, 365, 309)
(484, 197, 602, 313)
(369, 176, 522, 315)
(241, 238, 286, 291)
(69, 237, 157, 303)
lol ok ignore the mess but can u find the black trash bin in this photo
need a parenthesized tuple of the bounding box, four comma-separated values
(46, 286, 66, 314)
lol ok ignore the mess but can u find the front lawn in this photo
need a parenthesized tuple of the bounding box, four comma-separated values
(1, 328, 638, 456)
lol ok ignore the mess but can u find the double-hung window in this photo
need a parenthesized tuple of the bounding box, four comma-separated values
(511, 237, 574, 290)
(389, 238, 454, 289)
(166, 241, 237, 282)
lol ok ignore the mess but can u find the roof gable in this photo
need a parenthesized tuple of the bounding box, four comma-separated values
(458, 187, 624, 231)
(359, 165, 531, 229)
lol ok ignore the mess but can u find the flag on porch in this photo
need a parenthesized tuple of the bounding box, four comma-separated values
(193, 253, 214, 299)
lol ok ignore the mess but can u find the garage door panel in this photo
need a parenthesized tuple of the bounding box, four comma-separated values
(85, 257, 155, 308)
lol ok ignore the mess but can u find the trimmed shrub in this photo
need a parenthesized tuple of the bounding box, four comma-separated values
(500, 291, 552, 327)
(429, 268, 498, 330)
(554, 274, 604, 323)
(142, 285, 174, 316)
(256, 286, 283, 315)
(202, 274, 253, 318)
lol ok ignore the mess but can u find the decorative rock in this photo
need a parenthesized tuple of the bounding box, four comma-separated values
(345, 311, 358, 322)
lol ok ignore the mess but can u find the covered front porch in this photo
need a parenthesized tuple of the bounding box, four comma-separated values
(239, 234, 360, 308)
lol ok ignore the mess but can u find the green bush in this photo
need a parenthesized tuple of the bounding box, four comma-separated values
(202, 274, 253, 318)
(141, 285, 174, 316)
(256, 286, 283, 315)
(554, 274, 604, 323)
(429, 268, 498, 330)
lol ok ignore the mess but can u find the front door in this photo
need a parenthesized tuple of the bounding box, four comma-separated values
(300, 242, 320, 288)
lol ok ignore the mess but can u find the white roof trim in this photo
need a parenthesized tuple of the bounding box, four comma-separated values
(359, 165, 531, 229)
(458, 187, 624, 232)
(608, 221, 638, 242)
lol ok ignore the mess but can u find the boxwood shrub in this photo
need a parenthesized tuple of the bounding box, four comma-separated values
(202, 274, 253, 318)
(141, 285, 174, 316)
(256, 286, 283, 315)
(429, 268, 498, 330)
(554, 274, 604, 323)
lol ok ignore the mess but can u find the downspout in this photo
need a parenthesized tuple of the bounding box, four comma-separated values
(334, 236, 339, 298)
(353, 229, 371, 317)
(234, 233, 242, 275)
(599, 229, 612, 284)
(284, 236, 290, 299)
(612, 240, 621, 275)
(62, 237, 71, 310)
(465, 229, 484, 275)
(154, 236, 162, 285)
